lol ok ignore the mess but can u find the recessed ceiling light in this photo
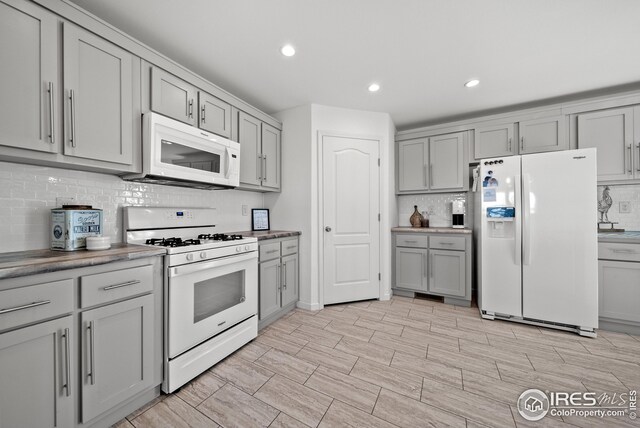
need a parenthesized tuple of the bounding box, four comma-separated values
(280, 44, 296, 57)
(368, 83, 380, 92)
(465, 79, 480, 88)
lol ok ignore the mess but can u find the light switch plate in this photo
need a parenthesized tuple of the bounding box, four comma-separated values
(242, 205, 248, 216)
(619, 201, 631, 213)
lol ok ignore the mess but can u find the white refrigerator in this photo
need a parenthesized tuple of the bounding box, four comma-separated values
(476, 148, 598, 336)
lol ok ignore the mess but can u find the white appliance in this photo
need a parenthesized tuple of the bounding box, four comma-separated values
(124, 207, 258, 393)
(452, 200, 465, 228)
(475, 148, 598, 336)
(123, 113, 240, 189)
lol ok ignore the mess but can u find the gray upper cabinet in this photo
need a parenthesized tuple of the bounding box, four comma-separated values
(151, 67, 197, 126)
(398, 138, 429, 192)
(474, 123, 515, 160)
(397, 132, 466, 194)
(237, 110, 282, 192)
(238, 111, 262, 187)
(0, 316, 74, 428)
(198, 91, 232, 138)
(429, 132, 464, 190)
(578, 106, 639, 182)
(261, 123, 281, 190)
(63, 23, 135, 165)
(519, 116, 567, 154)
(0, 0, 58, 153)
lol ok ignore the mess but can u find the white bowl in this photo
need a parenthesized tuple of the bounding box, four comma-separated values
(86, 236, 111, 250)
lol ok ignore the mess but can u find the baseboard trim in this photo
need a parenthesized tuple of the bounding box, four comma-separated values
(296, 301, 322, 311)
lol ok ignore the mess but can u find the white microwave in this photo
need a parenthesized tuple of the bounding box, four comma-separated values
(123, 112, 240, 189)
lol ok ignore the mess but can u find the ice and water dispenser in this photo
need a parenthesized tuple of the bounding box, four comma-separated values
(486, 206, 515, 238)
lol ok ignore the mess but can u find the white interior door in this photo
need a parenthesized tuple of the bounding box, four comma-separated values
(321, 134, 380, 305)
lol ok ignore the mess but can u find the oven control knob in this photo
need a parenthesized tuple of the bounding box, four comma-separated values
(186, 253, 194, 261)
(245, 245, 250, 251)
(200, 251, 206, 259)
(236, 246, 241, 252)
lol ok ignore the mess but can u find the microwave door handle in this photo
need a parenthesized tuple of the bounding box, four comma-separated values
(225, 147, 232, 178)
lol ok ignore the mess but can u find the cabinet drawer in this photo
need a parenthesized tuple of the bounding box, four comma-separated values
(259, 242, 281, 261)
(429, 235, 466, 251)
(0, 279, 73, 332)
(396, 234, 428, 248)
(80, 265, 153, 308)
(599, 243, 640, 262)
(281, 239, 298, 256)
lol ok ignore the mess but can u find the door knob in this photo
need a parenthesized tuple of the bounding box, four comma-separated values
(325, 226, 332, 232)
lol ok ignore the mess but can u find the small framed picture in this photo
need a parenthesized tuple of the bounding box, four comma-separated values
(251, 209, 270, 231)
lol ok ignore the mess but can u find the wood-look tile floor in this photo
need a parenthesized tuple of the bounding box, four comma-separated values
(113, 296, 640, 428)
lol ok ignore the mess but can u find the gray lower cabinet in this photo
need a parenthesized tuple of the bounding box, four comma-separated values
(81, 294, 154, 423)
(0, 257, 162, 428)
(0, 316, 74, 428)
(258, 237, 299, 328)
(393, 232, 472, 306)
(598, 242, 640, 334)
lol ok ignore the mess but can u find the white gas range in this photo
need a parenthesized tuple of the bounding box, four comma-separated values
(124, 207, 258, 393)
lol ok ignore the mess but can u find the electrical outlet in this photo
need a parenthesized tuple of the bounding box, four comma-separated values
(242, 205, 248, 216)
(619, 201, 631, 213)
(56, 197, 75, 207)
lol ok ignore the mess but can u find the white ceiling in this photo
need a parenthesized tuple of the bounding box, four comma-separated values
(69, 0, 640, 130)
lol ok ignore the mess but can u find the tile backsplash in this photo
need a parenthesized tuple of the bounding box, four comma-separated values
(398, 192, 471, 227)
(597, 184, 640, 231)
(0, 162, 264, 252)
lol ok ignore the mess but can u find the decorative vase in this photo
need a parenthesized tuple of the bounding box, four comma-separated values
(409, 205, 423, 228)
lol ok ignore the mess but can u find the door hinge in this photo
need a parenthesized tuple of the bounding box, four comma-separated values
(378, 273, 381, 281)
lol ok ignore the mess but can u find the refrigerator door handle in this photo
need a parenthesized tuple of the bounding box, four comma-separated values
(514, 174, 522, 266)
(522, 173, 532, 266)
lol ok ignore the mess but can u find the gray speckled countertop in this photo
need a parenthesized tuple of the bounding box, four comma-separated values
(232, 230, 302, 241)
(598, 231, 640, 244)
(0, 244, 166, 280)
(392, 226, 472, 235)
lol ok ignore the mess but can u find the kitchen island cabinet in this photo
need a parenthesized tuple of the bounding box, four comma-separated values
(0, 246, 164, 428)
(392, 228, 472, 306)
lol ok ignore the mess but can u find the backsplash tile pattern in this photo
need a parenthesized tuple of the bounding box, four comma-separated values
(0, 162, 263, 253)
(598, 184, 640, 231)
(398, 193, 471, 228)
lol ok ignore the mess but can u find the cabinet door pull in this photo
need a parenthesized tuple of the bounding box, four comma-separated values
(438, 242, 454, 246)
(257, 153, 263, 180)
(627, 145, 632, 173)
(404, 240, 418, 244)
(636, 142, 640, 172)
(201, 104, 206, 123)
(429, 164, 433, 187)
(87, 321, 95, 385)
(423, 253, 428, 277)
(520, 136, 524, 151)
(0, 300, 51, 315)
(69, 89, 77, 147)
(423, 165, 427, 187)
(48, 82, 55, 144)
(283, 263, 287, 289)
(266, 249, 279, 254)
(188, 99, 194, 118)
(507, 137, 511, 152)
(63, 328, 71, 397)
(277, 264, 281, 293)
(263, 155, 268, 182)
(102, 279, 141, 291)
(612, 249, 637, 254)
(430, 253, 434, 278)
(286, 245, 296, 250)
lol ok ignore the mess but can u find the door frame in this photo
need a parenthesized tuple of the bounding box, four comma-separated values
(317, 130, 382, 308)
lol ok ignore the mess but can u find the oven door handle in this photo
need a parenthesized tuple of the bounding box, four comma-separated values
(169, 252, 257, 277)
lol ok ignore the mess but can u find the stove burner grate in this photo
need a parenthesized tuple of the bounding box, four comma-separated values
(198, 233, 244, 241)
